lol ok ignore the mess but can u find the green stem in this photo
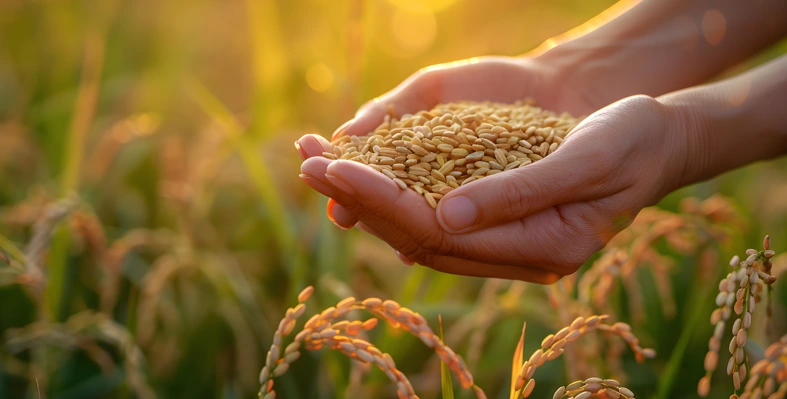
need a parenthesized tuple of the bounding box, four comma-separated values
(0, 234, 26, 270)
(653, 251, 719, 399)
(47, 34, 105, 322)
(185, 78, 307, 292)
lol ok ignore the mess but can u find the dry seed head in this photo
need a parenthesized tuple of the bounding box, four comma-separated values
(743, 334, 787, 397)
(516, 315, 651, 398)
(325, 100, 581, 207)
(700, 238, 782, 398)
(554, 378, 636, 399)
(307, 334, 418, 399)
(337, 296, 356, 310)
(473, 386, 488, 399)
(522, 379, 536, 397)
(264, 291, 481, 398)
(298, 286, 314, 303)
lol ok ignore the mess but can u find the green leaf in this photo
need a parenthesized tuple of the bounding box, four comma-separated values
(0, 233, 25, 271)
(510, 322, 526, 399)
(439, 315, 454, 399)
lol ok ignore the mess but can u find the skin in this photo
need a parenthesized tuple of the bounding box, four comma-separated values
(296, 0, 787, 283)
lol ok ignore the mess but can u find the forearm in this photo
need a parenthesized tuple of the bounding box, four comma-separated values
(534, 0, 787, 105)
(659, 55, 787, 189)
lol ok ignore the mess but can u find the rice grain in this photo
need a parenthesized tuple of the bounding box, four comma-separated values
(326, 99, 582, 207)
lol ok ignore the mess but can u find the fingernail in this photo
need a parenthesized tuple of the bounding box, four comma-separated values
(299, 174, 336, 198)
(332, 118, 355, 140)
(438, 196, 478, 232)
(396, 251, 415, 266)
(325, 173, 356, 195)
(326, 199, 353, 230)
(294, 141, 308, 160)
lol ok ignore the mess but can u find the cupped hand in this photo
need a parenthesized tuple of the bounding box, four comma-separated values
(296, 56, 687, 282)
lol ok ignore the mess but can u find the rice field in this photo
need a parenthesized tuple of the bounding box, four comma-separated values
(1, 1, 786, 398)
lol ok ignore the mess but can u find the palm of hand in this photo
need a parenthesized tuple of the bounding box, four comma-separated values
(297, 57, 679, 283)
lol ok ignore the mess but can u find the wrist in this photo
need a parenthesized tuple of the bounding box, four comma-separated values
(531, 44, 608, 107)
(656, 93, 713, 191)
(657, 70, 787, 189)
(532, 40, 651, 111)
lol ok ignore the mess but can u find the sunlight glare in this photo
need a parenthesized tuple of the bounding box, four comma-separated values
(384, 0, 459, 13)
(702, 9, 726, 46)
(391, 7, 438, 55)
(305, 63, 334, 93)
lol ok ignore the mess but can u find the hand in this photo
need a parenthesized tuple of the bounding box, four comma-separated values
(297, 57, 686, 282)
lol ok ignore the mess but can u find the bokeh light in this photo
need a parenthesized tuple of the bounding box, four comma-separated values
(305, 63, 335, 93)
(702, 9, 727, 46)
(390, 6, 438, 55)
(726, 77, 751, 107)
(384, 0, 459, 13)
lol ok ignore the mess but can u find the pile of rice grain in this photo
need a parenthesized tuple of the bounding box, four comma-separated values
(324, 99, 582, 209)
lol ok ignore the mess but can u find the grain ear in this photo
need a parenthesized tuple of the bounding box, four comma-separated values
(698, 236, 778, 396)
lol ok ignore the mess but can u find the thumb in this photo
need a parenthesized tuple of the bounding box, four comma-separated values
(435, 139, 613, 234)
(332, 71, 442, 140)
(331, 99, 391, 140)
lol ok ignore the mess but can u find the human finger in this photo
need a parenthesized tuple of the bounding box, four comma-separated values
(296, 134, 334, 160)
(327, 199, 358, 230)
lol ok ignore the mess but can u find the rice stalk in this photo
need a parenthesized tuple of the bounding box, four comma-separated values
(99, 228, 178, 314)
(553, 378, 636, 399)
(47, 28, 107, 324)
(439, 315, 455, 399)
(245, 0, 289, 136)
(740, 334, 787, 398)
(511, 315, 655, 398)
(186, 77, 307, 291)
(260, 286, 485, 399)
(4, 311, 154, 399)
(699, 236, 779, 397)
(84, 113, 161, 183)
(22, 196, 79, 297)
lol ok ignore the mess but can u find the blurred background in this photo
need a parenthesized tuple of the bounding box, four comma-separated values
(1, 0, 786, 398)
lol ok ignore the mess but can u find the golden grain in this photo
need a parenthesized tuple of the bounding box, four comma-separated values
(326, 100, 581, 207)
(553, 377, 635, 399)
(514, 315, 653, 398)
(698, 236, 780, 398)
(261, 287, 487, 399)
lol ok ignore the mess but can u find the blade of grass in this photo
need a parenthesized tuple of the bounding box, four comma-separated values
(185, 78, 306, 288)
(60, 34, 104, 195)
(48, 32, 105, 321)
(0, 233, 25, 271)
(399, 265, 428, 303)
(245, 0, 289, 138)
(510, 322, 525, 399)
(316, 196, 351, 281)
(185, 78, 288, 240)
(439, 315, 454, 399)
(653, 250, 723, 399)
